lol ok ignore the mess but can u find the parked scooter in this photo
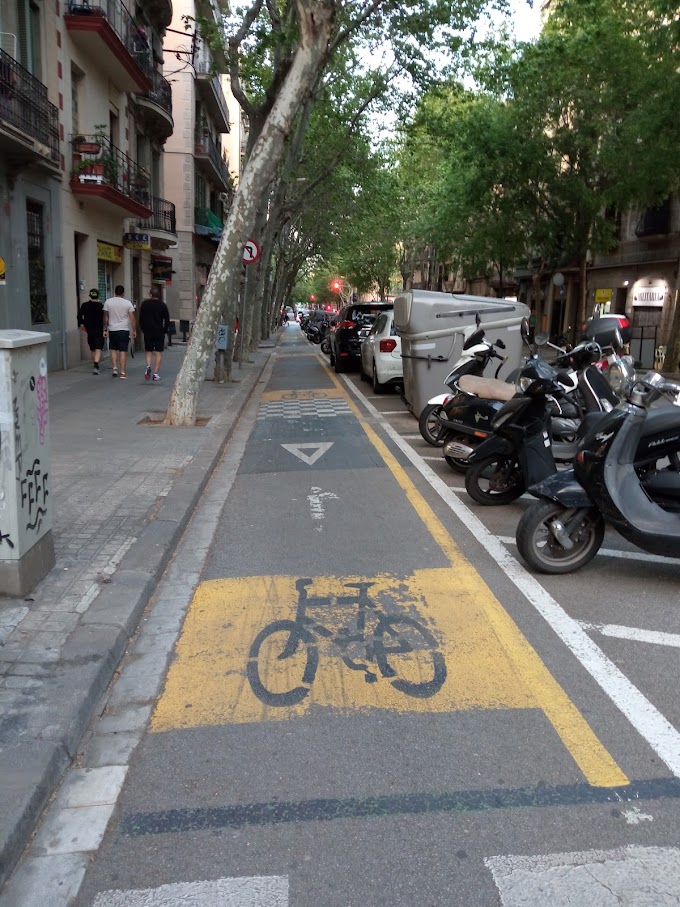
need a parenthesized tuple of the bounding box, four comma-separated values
(418, 325, 509, 448)
(463, 339, 612, 505)
(516, 369, 680, 573)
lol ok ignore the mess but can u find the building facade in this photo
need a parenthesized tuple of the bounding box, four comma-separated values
(163, 0, 233, 328)
(0, 0, 177, 371)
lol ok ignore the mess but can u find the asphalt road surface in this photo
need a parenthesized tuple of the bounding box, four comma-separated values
(15, 323, 680, 907)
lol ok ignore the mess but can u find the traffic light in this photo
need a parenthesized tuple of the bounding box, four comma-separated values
(309, 294, 316, 302)
(331, 280, 341, 292)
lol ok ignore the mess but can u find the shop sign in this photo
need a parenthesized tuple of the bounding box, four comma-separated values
(0, 256, 5, 286)
(151, 257, 173, 283)
(123, 232, 151, 251)
(594, 288, 612, 305)
(96, 241, 122, 263)
(633, 286, 665, 307)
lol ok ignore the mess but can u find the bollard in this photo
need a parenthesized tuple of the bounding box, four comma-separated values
(0, 331, 55, 596)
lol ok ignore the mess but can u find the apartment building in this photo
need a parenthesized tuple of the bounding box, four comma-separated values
(587, 197, 679, 368)
(0, 0, 177, 370)
(0, 2, 62, 370)
(162, 0, 234, 327)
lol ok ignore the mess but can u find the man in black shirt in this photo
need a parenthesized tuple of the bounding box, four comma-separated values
(77, 288, 105, 375)
(139, 285, 170, 381)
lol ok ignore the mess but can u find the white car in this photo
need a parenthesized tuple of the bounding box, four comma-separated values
(360, 309, 402, 393)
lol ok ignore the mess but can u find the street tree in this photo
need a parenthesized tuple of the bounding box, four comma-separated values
(164, 0, 510, 425)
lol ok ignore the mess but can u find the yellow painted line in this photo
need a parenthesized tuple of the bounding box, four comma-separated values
(326, 365, 627, 787)
(261, 388, 344, 402)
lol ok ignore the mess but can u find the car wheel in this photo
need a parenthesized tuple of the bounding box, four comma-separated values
(372, 360, 385, 393)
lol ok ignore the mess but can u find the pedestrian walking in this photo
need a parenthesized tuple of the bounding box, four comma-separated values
(139, 285, 170, 382)
(103, 285, 136, 379)
(77, 288, 105, 375)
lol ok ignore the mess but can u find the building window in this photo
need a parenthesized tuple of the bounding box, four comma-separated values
(26, 199, 49, 324)
(71, 63, 83, 135)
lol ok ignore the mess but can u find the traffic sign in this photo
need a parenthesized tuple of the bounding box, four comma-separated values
(243, 238, 261, 264)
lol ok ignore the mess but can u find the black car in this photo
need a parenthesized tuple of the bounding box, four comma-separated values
(329, 303, 392, 373)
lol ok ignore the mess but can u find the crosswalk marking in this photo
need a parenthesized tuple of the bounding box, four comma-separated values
(487, 846, 680, 906)
(92, 875, 288, 906)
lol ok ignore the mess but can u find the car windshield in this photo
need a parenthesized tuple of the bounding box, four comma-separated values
(350, 308, 386, 327)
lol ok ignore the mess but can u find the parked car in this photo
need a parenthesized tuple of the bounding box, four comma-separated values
(329, 302, 392, 373)
(360, 309, 402, 392)
(583, 313, 632, 345)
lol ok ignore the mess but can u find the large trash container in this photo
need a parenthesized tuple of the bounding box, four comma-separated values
(393, 291, 530, 417)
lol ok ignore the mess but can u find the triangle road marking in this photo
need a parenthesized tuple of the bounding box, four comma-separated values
(281, 442, 334, 465)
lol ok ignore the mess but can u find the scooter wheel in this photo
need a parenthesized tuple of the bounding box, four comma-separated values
(516, 500, 604, 574)
(419, 404, 446, 447)
(464, 454, 524, 505)
(321, 338, 330, 354)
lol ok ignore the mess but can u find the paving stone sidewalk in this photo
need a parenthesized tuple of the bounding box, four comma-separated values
(0, 339, 277, 887)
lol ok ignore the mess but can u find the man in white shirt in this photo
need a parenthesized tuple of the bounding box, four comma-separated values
(103, 285, 136, 379)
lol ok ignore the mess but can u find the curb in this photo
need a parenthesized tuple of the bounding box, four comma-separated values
(0, 348, 274, 888)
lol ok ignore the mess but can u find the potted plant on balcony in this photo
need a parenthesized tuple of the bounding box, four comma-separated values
(73, 134, 102, 155)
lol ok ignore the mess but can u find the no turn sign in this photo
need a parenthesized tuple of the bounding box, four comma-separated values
(243, 238, 261, 264)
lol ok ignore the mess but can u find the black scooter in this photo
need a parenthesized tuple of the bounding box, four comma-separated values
(516, 370, 680, 574)
(463, 339, 619, 505)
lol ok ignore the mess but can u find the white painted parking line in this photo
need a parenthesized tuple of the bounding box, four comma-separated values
(346, 377, 680, 777)
(401, 433, 423, 440)
(421, 456, 443, 462)
(580, 622, 680, 649)
(92, 876, 289, 906)
(486, 846, 680, 906)
(498, 535, 679, 565)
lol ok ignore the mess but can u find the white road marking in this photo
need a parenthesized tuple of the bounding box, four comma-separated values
(400, 433, 423, 440)
(307, 485, 339, 521)
(623, 806, 653, 824)
(281, 442, 334, 465)
(345, 377, 680, 777)
(92, 876, 289, 906)
(487, 846, 680, 906)
(579, 621, 680, 649)
(498, 535, 679, 565)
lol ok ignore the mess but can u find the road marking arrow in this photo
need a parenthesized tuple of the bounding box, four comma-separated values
(281, 442, 333, 465)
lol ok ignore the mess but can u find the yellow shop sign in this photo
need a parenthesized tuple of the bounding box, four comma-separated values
(96, 241, 122, 263)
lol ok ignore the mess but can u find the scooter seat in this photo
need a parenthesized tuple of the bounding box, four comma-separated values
(457, 375, 516, 402)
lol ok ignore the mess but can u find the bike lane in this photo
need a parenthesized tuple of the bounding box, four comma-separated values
(76, 333, 649, 906)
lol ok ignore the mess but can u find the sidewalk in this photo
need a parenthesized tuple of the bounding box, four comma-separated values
(0, 339, 278, 887)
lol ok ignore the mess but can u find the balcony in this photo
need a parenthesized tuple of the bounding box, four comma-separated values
(65, 0, 152, 93)
(194, 206, 222, 242)
(70, 134, 153, 218)
(134, 195, 177, 247)
(0, 49, 60, 169)
(194, 42, 230, 133)
(134, 69, 173, 141)
(194, 130, 230, 190)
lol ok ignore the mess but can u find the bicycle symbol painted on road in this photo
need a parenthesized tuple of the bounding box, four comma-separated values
(247, 578, 447, 707)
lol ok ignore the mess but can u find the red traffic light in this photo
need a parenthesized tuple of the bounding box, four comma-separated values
(331, 281, 341, 292)
(309, 294, 316, 301)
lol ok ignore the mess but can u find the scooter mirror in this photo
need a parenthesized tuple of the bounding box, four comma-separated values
(534, 331, 549, 346)
(496, 339, 506, 350)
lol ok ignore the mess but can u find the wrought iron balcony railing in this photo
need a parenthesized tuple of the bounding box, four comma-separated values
(67, 0, 153, 80)
(0, 49, 59, 161)
(194, 130, 230, 188)
(145, 69, 172, 118)
(138, 195, 176, 234)
(71, 133, 151, 207)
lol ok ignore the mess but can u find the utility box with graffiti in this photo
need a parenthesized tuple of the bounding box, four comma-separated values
(0, 331, 54, 596)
